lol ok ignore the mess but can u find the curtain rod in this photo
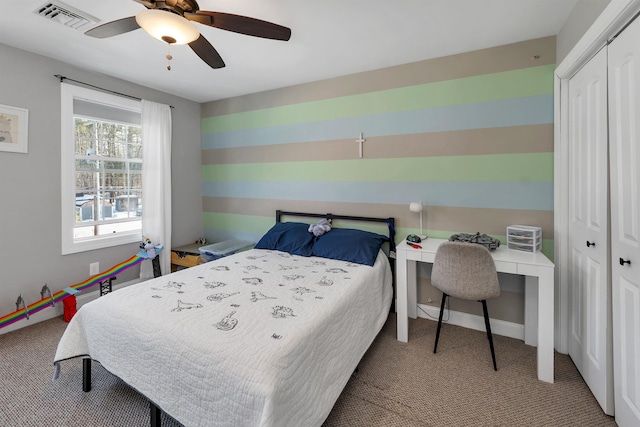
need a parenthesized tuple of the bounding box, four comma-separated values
(54, 74, 174, 109)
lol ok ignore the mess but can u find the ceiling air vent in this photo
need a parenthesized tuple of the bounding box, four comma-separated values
(34, 1, 99, 31)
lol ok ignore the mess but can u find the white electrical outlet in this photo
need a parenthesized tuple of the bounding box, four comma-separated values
(90, 262, 100, 276)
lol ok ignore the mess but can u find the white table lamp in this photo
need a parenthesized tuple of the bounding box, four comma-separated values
(409, 202, 427, 240)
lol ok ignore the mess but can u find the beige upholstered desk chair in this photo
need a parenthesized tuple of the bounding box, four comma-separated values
(431, 241, 501, 371)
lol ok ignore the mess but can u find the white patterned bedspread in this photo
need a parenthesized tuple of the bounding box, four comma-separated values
(54, 248, 392, 426)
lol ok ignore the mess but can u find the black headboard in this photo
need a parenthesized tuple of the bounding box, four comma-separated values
(276, 210, 393, 227)
(275, 210, 396, 249)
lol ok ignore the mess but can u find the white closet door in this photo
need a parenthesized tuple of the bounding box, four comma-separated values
(608, 16, 640, 427)
(567, 46, 613, 415)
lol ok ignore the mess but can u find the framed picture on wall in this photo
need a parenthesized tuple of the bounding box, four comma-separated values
(0, 104, 28, 154)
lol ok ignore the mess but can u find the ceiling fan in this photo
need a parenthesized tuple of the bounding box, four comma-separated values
(85, 0, 291, 69)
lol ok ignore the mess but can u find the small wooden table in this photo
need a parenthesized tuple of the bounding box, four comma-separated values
(170, 243, 202, 272)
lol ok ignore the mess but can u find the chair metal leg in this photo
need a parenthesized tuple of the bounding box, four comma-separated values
(481, 300, 497, 371)
(82, 358, 91, 392)
(433, 293, 448, 353)
(150, 401, 161, 427)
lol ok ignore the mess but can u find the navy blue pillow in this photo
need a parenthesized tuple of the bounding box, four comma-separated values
(312, 228, 388, 266)
(254, 222, 314, 256)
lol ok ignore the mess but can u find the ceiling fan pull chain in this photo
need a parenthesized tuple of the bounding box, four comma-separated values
(166, 44, 173, 71)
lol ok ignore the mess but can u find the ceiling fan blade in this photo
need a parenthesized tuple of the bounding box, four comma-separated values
(189, 11, 291, 41)
(189, 35, 226, 69)
(132, 0, 155, 7)
(85, 16, 140, 38)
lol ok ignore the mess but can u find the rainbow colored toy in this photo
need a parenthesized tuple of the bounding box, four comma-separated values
(0, 246, 162, 330)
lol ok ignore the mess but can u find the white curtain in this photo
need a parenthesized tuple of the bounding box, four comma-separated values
(140, 100, 172, 280)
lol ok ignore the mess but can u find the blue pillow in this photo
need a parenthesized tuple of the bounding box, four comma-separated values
(254, 222, 314, 256)
(312, 228, 388, 266)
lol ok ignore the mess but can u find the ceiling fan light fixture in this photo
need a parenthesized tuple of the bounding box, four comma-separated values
(135, 9, 199, 45)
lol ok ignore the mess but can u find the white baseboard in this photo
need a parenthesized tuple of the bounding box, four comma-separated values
(415, 303, 525, 341)
(74, 278, 141, 307)
(0, 278, 141, 336)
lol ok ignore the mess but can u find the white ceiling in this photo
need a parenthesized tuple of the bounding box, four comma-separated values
(0, 0, 579, 103)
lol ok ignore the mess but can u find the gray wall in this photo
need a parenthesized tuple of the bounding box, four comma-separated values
(0, 43, 202, 333)
(556, 0, 611, 63)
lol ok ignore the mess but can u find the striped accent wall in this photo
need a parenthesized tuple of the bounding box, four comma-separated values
(200, 37, 555, 260)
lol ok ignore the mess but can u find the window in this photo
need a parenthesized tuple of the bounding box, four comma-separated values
(61, 84, 143, 254)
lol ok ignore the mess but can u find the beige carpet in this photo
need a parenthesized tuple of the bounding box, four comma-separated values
(0, 314, 616, 426)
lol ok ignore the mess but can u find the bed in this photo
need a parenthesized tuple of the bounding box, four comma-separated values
(53, 211, 395, 426)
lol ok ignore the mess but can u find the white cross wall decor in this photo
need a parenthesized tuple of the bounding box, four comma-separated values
(355, 132, 366, 158)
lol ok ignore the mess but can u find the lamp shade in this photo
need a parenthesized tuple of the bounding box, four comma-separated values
(409, 202, 423, 213)
(409, 201, 426, 239)
(136, 10, 200, 45)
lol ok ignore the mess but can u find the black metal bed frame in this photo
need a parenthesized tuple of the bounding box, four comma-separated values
(82, 210, 397, 427)
(276, 209, 395, 229)
(277, 208, 396, 246)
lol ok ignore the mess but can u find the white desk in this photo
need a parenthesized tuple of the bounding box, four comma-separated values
(396, 238, 555, 383)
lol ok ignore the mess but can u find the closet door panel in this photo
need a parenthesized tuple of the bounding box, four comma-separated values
(570, 248, 584, 357)
(586, 257, 605, 364)
(608, 15, 640, 427)
(567, 46, 613, 415)
(611, 64, 639, 247)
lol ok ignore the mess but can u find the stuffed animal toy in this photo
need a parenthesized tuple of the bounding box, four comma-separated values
(140, 237, 156, 258)
(308, 219, 332, 237)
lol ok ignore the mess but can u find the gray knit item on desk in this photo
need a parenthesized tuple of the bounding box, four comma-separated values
(431, 241, 500, 301)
